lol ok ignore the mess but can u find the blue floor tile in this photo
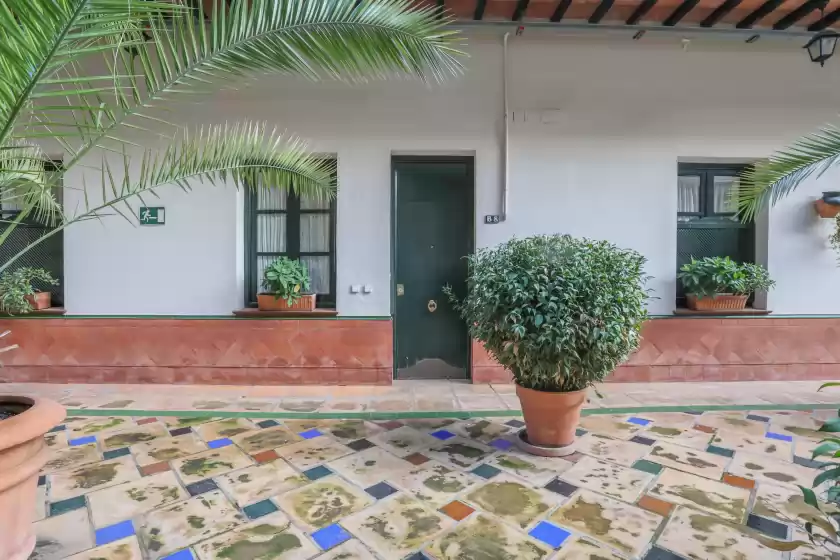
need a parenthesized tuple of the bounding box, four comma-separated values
(627, 417, 652, 427)
(575, 428, 588, 437)
(161, 550, 194, 560)
(243, 499, 278, 519)
(95, 520, 135, 545)
(304, 465, 333, 481)
(365, 482, 398, 500)
(207, 438, 233, 449)
(490, 438, 513, 450)
(529, 521, 571, 548)
(311, 524, 352, 550)
(430, 430, 456, 440)
(766, 432, 793, 442)
(68, 435, 96, 446)
(299, 429, 323, 440)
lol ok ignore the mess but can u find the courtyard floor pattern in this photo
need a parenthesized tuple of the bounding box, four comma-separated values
(29, 405, 840, 560)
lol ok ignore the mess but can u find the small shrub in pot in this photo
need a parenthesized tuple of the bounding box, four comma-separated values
(678, 256, 774, 310)
(258, 256, 315, 311)
(447, 235, 649, 450)
(0, 267, 58, 314)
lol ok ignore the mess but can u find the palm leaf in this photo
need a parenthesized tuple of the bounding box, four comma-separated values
(0, 122, 334, 273)
(737, 122, 840, 221)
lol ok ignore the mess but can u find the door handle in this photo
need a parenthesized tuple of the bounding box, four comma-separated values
(428, 299, 438, 312)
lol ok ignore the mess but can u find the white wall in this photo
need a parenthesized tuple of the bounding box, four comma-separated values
(61, 32, 840, 316)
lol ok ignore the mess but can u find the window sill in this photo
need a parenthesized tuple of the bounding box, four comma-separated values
(672, 307, 771, 317)
(232, 308, 338, 318)
(0, 307, 66, 317)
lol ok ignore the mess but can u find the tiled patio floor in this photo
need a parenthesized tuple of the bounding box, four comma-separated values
(29, 402, 840, 559)
(7, 380, 840, 419)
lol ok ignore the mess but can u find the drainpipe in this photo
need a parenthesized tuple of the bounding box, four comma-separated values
(501, 32, 510, 221)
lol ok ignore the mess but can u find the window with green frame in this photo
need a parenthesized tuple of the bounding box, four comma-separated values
(676, 163, 755, 306)
(0, 160, 64, 306)
(244, 169, 337, 309)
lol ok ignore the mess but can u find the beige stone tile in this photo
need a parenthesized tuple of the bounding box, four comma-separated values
(425, 437, 495, 470)
(753, 482, 827, 528)
(550, 536, 624, 559)
(402, 418, 456, 432)
(549, 490, 662, 557)
(465, 474, 558, 529)
(44, 430, 68, 449)
(561, 455, 655, 503)
(87, 471, 187, 528)
(131, 434, 207, 467)
(283, 419, 334, 433)
(68, 416, 131, 437)
(578, 416, 643, 440)
(728, 451, 818, 489)
(32, 509, 95, 560)
(321, 400, 369, 413)
(325, 419, 386, 442)
(274, 437, 353, 470)
(138, 489, 245, 559)
(485, 451, 574, 486)
(795, 438, 823, 460)
(191, 399, 233, 410)
(161, 416, 217, 428)
(655, 505, 784, 559)
(644, 441, 729, 479)
(709, 429, 793, 461)
(65, 537, 143, 560)
(451, 419, 513, 443)
(343, 493, 455, 559)
(34, 483, 46, 521)
(229, 399, 277, 412)
(789, 527, 838, 560)
(770, 419, 825, 442)
(426, 513, 551, 560)
(195, 418, 257, 441)
(278, 398, 325, 413)
(172, 445, 253, 484)
(328, 447, 414, 487)
(215, 461, 308, 506)
(194, 512, 318, 560)
(392, 461, 479, 507)
(276, 479, 374, 531)
(697, 412, 767, 436)
(649, 468, 750, 523)
(232, 426, 302, 453)
(368, 426, 439, 455)
(575, 433, 650, 467)
(317, 540, 376, 559)
(49, 456, 141, 501)
(99, 423, 170, 450)
(637, 426, 714, 451)
(636, 412, 699, 430)
(42, 444, 102, 474)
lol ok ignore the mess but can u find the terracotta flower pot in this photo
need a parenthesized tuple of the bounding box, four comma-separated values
(516, 384, 586, 448)
(257, 293, 316, 311)
(24, 292, 51, 311)
(686, 293, 748, 311)
(0, 396, 65, 560)
(815, 199, 840, 219)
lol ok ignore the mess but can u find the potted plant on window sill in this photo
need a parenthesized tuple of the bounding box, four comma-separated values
(0, 268, 59, 314)
(678, 256, 774, 311)
(815, 192, 840, 218)
(447, 235, 649, 456)
(257, 256, 316, 312)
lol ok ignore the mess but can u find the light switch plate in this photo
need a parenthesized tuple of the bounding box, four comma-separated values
(350, 285, 361, 294)
(363, 285, 373, 294)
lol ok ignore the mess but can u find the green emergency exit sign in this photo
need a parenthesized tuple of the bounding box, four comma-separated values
(139, 207, 165, 226)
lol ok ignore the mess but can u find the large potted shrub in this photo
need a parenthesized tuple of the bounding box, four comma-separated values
(257, 256, 316, 311)
(678, 256, 774, 311)
(0, 268, 59, 314)
(449, 235, 649, 453)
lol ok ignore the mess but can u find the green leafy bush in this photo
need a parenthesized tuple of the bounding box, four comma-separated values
(678, 256, 773, 297)
(0, 267, 58, 314)
(261, 257, 310, 305)
(447, 235, 649, 392)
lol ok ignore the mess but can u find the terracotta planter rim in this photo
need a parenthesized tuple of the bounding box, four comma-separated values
(0, 397, 65, 452)
(514, 384, 588, 396)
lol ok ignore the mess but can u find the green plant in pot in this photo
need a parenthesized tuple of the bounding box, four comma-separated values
(258, 257, 314, 311)
(447, 235, 649, 453)
(678, 256, 774, 311)
(0, 268, 58, 314)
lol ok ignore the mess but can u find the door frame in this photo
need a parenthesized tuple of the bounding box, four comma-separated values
(390, 155, 476, 381)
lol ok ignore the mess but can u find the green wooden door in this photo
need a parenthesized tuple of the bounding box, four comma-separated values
(393, 158, 473, 380)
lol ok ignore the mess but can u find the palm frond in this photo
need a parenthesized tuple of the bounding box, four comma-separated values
(738, 122, 840, 221)
(0, 142, 62, 227)
(0, 122, 334, 273)
(0, 0, 184, 145)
